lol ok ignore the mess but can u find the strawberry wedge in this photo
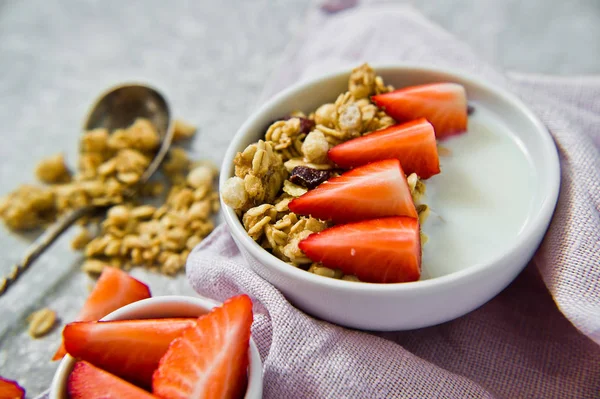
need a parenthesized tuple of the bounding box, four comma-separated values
(63, 318, 195, 389)
(68, 361, 158, 399)
(0, 377, 25, 399)
(299, 217, 421, 284)
(289, 159, 417, 223)
(328, 118, 440, 179)
(53, 267, 151, 361)
(152, 295, 253, 399)
(372, 83, 468, 139)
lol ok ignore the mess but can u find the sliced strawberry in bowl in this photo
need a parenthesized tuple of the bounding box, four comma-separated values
(67, 361, 158, 399)
(372, 83, 468, 139)
(0, 376, 25, 399)
(328, 118, 440, 178)
(63, 318, 195, 389)
(289, 158, 417, 223)
(53, 267, 151, 361)
(152, 294, 254, 399)
(299, 216, 421, 284)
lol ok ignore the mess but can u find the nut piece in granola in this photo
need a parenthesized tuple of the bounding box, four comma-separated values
(27, 307, 56, 338)
(301, 130, 329, 164)
(221, 176, 248, 210)
(335, 93, 362, 139)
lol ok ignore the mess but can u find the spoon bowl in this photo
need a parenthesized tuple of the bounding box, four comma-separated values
(83, 84, 173, 186)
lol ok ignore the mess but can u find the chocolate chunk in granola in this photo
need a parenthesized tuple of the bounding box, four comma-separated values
(289, 166, 331, 189)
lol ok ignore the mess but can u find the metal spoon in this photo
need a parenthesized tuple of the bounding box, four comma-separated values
(0, 84, 173, 295)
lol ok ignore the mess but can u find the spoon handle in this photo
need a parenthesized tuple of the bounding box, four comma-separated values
(0, 206, 96, 296)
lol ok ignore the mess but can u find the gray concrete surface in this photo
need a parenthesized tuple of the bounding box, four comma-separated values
(0, 0, 598, 397)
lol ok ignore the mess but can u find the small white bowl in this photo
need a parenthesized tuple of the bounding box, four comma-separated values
(50, 295, 263, 399)
(221, 65, 560, 331)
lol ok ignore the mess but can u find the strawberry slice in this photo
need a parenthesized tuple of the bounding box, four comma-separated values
(372, 83, 468, 139)
(63, 318, 195, 389)
(328, 118, 440, 179)
(299, 217, 421, 283)
(53, 267, 151, 361)
(152, 295, 253, 399)
(289, 159, 417, 223)
(68, 361, 158, 399)
(0, 377, 25, 399)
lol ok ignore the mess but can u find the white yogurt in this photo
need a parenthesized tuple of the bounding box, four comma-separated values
(421, 107, 537, 279)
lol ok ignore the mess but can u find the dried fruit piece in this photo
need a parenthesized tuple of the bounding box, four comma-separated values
(27, 308, 56, 338)
(289, 166, 331, 189)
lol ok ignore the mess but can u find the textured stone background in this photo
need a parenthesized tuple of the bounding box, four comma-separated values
(0, 0, 598, 396)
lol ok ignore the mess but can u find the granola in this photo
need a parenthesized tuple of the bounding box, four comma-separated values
(223, 63, 429, 281)
(0, 118, 218, 278)
(27, 307, 56, 338)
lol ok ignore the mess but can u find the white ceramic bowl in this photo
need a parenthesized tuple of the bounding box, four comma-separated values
(221, 65, 560, 331)
(50, 295, 263, 399)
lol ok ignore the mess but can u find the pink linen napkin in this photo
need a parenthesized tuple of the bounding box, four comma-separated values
(186, 2, 600, 399)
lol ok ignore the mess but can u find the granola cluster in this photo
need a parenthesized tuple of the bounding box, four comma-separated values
(0, 118, 218, 276)
(223, 63, 425, 281)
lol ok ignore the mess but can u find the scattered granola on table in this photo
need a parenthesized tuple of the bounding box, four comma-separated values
(222, 63, 430, 281)
(0, 117, 219, 279)
(27, 307, 57, 338)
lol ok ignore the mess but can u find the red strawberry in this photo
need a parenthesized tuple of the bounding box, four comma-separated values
(0, 377, 25, 399)
(67, 361, 158, 399)
(289, 159, 417, 223)
(53, 267, 151, 361)
(328, 118, 440, 179)
(152, 295, 253, 399)
(372, 83, 468, 139)
(63, 318, 195, 389)
(299, 216, 421, 283)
